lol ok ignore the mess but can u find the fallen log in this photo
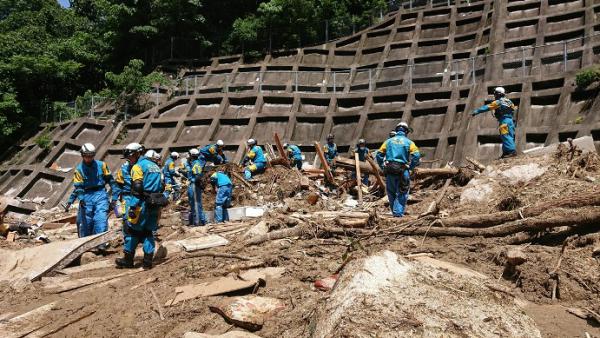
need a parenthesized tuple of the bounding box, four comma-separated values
(441, 190, 600, 228)
(420, 178, 452, 217)
(389, 208, 600, 238)
(366, 156, 386, 190)
(414, 167, 459, 178)
(314, 141, 335, 184)
(230, 171, 253, 188)
(274, 132, 290, 168)
(245, 226, 307, 246)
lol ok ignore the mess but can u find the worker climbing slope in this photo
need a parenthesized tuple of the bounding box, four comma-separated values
(65, 143, 117, 240)
(472, 86, 518, 158)
(116, 143, 166, 269)
(283, 143, 303, 170)
(378, 122, 420, 217)
(243, 139, 267, 180)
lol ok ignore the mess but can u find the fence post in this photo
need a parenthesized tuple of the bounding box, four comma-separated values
(155, 86, 159, 107)
(563, 41, 568, 72)
(333, 71, 336, 94)
(90, 95, 94, 118)
(408, 63, 413, 91)
(185, 78, 189, 96)
(194, 75, 197, 93)
(521, 46, 526, 78)
(368, 69, 373, 91)
(325, 20, 329, 42)
(471, 56, 476, 85)
(295, 71, 298, 92)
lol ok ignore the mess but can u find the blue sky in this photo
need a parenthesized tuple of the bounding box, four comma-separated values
(58, 0, 70, 8)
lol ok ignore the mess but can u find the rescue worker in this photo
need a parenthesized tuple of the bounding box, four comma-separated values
(112, 143, 143, 217)
(375, 131, 396, 170)
(242, 139, 266, 180)
(283, 143, 303, 170)
(378, 122, 420, 217)
(210, 170, 233, 223)
(187, 148, 207, 226)
(472, 86, 517, 158)
(145, 150, 160, 163)
(323, 134, 338, 167)
(200, 140, 228, 165)
(116, 143, 165, 269)
(162, 152, 181, 201)
(65, 143, 117, 239)
(352, 139, 370, 185)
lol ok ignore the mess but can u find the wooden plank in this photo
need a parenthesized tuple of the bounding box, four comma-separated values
(230, 171, 253, 188)
(354, 153, 363, 203)
(273, 133, 290, 168)
(366, 155, 386, 191)
(314, 141, 335, 184)
(44, 269, 142, 293)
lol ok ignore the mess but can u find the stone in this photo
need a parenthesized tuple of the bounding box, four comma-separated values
(524, 136, 597, 157)
(80, 252, 99, 265)
(311, 251, 541, 338)
(460, 179, 494, 204)
(490, 163, 547, 185)
(306, 192, 320, 205)
(209, 295, 285, 331)
(243, 221, 269, 240)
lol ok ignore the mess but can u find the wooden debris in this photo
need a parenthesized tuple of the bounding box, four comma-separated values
(245, 225, 306, 246)
(6, 231, 16, 242)
(466, 156, 486, 172)
(354, 153, 363, 203)
(183, 251, 253, 261)
(166, 277, 260, 306)
(231, 171, 253, 188)
(150, 287, 166, 320)
(420, 178, 451, 217)
(274, 132, 290, 168)
(366, 155, 386, 190)
(314, 141, 335, 184)
(44, 269, 143, 293)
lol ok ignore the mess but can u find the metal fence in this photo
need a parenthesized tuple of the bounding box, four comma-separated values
(173, 33, 600, 96)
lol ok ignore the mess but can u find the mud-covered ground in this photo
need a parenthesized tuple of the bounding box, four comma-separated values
(1, 150, 600, 338)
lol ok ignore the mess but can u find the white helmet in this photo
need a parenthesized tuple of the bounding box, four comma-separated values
(283, 143, 289, 148)
(494, 87, 506, 96)
(145, 150, 158, 159)
(170, 151, 179, 158)
(80, 143, 96, 156)
(247, 138, 256, 146)
(395, 121, 410, 134)
(216, 140, 224, 147)
(189, 148, 199, 156)
(123, 143, 143, 158)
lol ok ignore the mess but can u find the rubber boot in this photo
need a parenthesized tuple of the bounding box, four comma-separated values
(142, 253, 154, 270)
(115, 251, 134, 269)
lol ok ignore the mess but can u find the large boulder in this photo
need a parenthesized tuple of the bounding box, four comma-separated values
(311, 251, 541, 338)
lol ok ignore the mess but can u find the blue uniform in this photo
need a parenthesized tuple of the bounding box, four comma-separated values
(353, 146, 370, 185)
(187, 158, 207, 226)
(472, 97, 517, 156)
(112, 161, 132, 217)
(323, 142, 338, 166)
(287, 144, 303, 170)
(378, 132, 420, 217)
(162, 157, 180, 200)
(200, 144, 228, 165)
(211, 172, 233, 223)
(123, 156, 164, 254)
(67, 160, 116, 238)
(375, 150, 385, 170)
(243, 145, 267, 180)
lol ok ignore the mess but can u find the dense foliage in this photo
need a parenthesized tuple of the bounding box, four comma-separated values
(0, 0, 389, 150)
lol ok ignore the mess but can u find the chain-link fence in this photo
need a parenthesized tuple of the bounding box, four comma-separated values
(42, 95, 110, 124)
(172, 33, 600, 96)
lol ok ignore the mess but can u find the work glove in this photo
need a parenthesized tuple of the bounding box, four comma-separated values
(64, 202, 72, 212)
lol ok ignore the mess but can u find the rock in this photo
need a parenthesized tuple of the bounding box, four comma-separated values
(524, 136, 597, 157)
(184, 331, 262, 338)
(209, 295, 285, 331)
(80, 252, 99, 265)
(343, 197, 358, 208)
(307, 192, 320, 205)
(243, 221, 269, 240)
(312, 250, 541, 338)
(505, 248, 527, 266)
(490, 163, 547, 185)
(314, 274, 338, 291)
(460, 179, 494, 204)
(593, 244, 600, 257)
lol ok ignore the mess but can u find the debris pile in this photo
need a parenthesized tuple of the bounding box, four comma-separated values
(0, 139, 600, 337)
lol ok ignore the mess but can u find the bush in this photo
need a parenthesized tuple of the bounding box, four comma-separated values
(575, 66, 600, 88)
(34, 127, 52, 150)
